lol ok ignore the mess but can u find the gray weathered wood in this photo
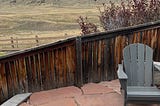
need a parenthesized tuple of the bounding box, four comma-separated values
(117, 64, 128, 90)
(123, 46, 131, 85)
(137, 44, 145, 86)
(145, 46, 153, 86)
(117, 64, 128, 79)
(127, 86, 160, 103)
(123, 43, 153, 86)
(75, 37, 83, 87)
(154, 62, 160, 71)
(1, 93, 32, 106)
(127, 86, 160, 101)
(117, 43, 160, 106)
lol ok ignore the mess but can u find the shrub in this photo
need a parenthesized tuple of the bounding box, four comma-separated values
(77, 16, 99, 35)
(78, 0, 160, 34)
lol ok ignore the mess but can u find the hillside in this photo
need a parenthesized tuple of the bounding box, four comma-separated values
(0, 0, 119, 6)
(0, 0, 119, 52)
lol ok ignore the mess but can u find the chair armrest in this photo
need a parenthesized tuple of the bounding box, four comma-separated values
(117, 64, 128, 90)
(117, 64, 128, 79)
(153, 61, 160, 71)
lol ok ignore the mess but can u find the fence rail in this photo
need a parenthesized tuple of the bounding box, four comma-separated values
(0, 35, 71, 52)
(0, 21, 160, 104)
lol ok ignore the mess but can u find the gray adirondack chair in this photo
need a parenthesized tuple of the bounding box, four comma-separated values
(117, 43, 160, 106)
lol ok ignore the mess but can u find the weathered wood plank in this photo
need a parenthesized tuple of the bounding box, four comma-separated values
(155, 28, 160, 60)
(24, 57, 31, 92)
(39, 53, 45, 90)
(0, 63, 8, 103)
(53, 50, 57, 87)
(9, 61, 19, 94)
(103, 39, 109, 80)
(69, 45, 76, 85)
(61, 48, 65, 87)
(144, 30, 148, 44)
(19, 58, 28, 93)
(82, 42, 89, 84)
(32, 55, 38, 91)
(111, 38, 116, 79)
(144, 45, 153, 86)
(5, 62, 14, 98)
(85, 42, 89, 83)
(48, 51, 53, 88)
(34, 54, 41, 91)
(37, 53, 43, 90)
(54, 49, 59, 87)
(136, 32, 141, 43)
(66, 47, 70, 85)
(115, 36, 121, 66)
(93, 41, 98, 82)
(100, 40, 105, 81)
(81, 43, 85, 83)
(0, 22, 159, 104)
(1, 93, 32, 106)
(107, 39, 113, 80)
(88, 42, 92, 82)
(151, 29, 157, 49)
(29, 56, 37, 92)
(75, 37, 83, 87)
(123, 44, 132, 85)
(49, 50, 56, 88)
(44, 52, 50, 89)
(137, 44, 145, 86)
(62, 48, 67, 86)
(58, 48, 64, 87)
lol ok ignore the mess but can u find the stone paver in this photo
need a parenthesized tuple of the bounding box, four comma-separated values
(75, 92, 123, 106)
(99, 79, 121, 94)
(19, 80, 160, 106)
(81, 83, 114, 95)
(128, 104, 160, 106)
(39, 98, 77, 106)
(20, 103, 33, 106)
(29, 86, 82, 105)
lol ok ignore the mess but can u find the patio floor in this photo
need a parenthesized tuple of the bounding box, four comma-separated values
(20, 80, 160, 106)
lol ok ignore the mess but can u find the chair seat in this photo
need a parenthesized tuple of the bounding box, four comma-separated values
(127, 86, 160, 101)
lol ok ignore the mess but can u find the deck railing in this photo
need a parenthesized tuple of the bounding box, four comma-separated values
(0, 21, 160, 103)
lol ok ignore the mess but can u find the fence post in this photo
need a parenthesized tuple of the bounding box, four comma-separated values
(16, 37, 18, 48)
(10, 37, 14, 48)
(75, 37, 83, 87)
(35, 35, 39, 46)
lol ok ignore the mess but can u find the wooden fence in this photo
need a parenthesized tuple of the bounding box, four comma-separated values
(0, 35, 71, 52)
(0, 21, 160, 104)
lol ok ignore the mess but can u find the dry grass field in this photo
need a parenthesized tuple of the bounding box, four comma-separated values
(0, 4, 100, 38)
(0, 0, 120, 54)
(0, 4, 101, 53)
(0, 5, 98, 53)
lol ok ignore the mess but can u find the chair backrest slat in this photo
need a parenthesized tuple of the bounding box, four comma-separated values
(145, 46, 153, 86)
(123, 46, 132, 85)
(137, 44, 145, 86)
(123, 43, 153, 86)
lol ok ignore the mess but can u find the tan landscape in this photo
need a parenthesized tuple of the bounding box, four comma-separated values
(0, 0, 107, 55)
(0, 5, 100, 38)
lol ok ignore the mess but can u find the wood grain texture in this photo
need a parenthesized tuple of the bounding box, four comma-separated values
(0, 24, 159, 104)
